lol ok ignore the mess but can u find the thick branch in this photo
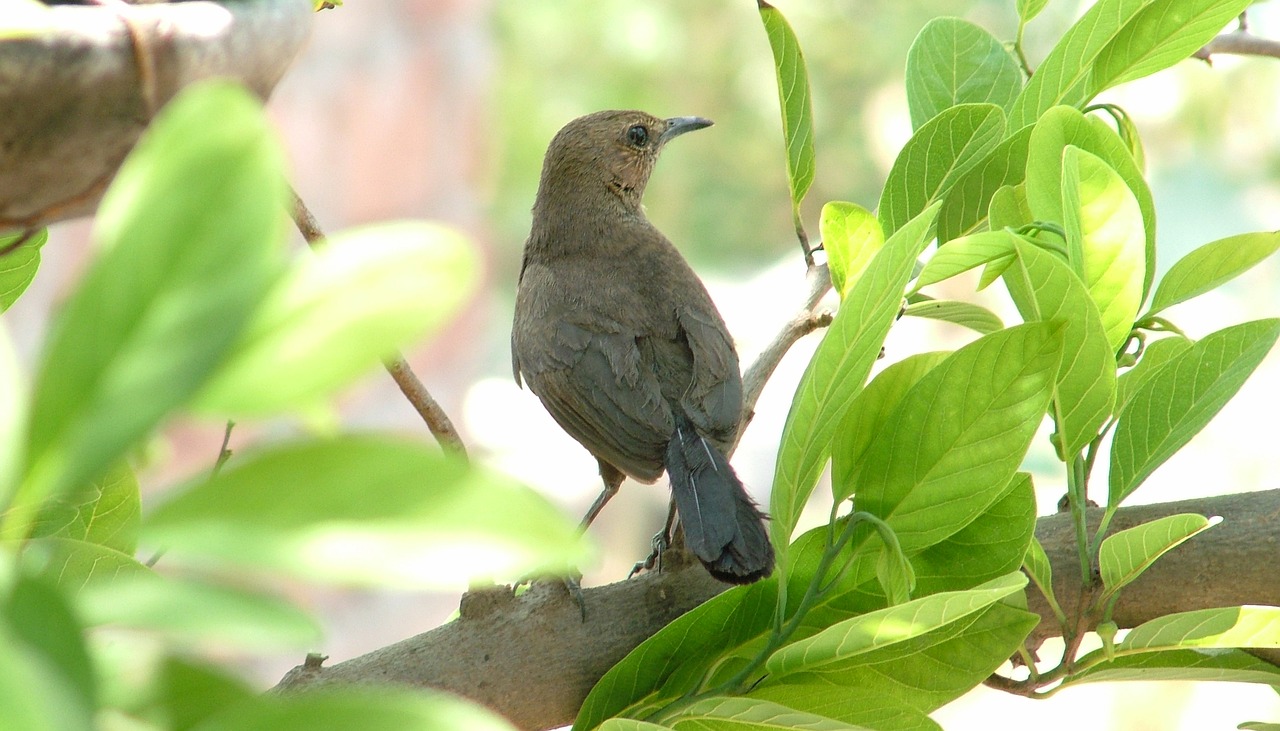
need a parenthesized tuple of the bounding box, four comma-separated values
(286, 189, 468, 457)
(275, 489, 1280, 730)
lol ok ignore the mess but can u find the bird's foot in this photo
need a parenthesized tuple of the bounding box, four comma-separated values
(628, 529, 670, 579)
(513, 570, 588, 621)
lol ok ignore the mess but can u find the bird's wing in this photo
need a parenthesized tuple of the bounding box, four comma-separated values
(518, 321, 673, 482)
(675, 306, 743, 444)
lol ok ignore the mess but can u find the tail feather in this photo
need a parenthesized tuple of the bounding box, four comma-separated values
(666, 417, 775, 584)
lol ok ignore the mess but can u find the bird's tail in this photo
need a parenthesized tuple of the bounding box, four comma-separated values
(665, 415, 775, 584)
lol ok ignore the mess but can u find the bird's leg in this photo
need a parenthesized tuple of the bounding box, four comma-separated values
(581, 460, 626, 528)
(630, 497, 678, 578)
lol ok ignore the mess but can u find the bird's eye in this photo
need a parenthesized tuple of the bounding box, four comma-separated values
(626, 124, 650, 147)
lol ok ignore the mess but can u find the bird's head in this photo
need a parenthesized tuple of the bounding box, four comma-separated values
(535, 110, 713, 214)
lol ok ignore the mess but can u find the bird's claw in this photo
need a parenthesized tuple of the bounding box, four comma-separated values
(628, 529, 670, 579)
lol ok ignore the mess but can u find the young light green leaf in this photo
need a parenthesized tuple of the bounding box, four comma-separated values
(820, 201, 883, 297)
(902, 299, 1004, 334)
(192, 221, 476, 416)
(1006, 239, 1116, 460)
(905, 18, 1023, 129)
(78, 572, 321, 650)
(878, 103, 1005, 238)
(670, 696, 874, 730)
(759, 0, 816, 229)
(0, 229, 47, 311)
(1022, 535, 1056, 613)
(193, 688, 518, 731)
(1008, 0, 1151, 128)
(21, 537, 149, 594)
(987, 184, 1033, 238)
(143, 435, 589, 588)
(1120, 606, 1280, 652)
(1061, 147, 1145, 351)
(1092, 0, 1253, 94)
(832, 351, 950, 499)
(849, 322, 1063, 550)
(1017, 0, 1051, 26)
(912, 230, 1015, 293)
(770, 204, 940, 550)
(938, 126, 1033, 243)
(1115, 335, 1193, 412)
(767, 573, 1027, 676)
(1109, 319, 1280, 506)
(1024, 106, 1156, 298)
(19, 81, 286, 514)
(1099, 513, 1217, 596)
(29, 461, 140, 555)
(1147, 232, 1280, 317)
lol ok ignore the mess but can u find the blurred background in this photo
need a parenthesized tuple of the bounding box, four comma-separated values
(8, 0, 1280, 727)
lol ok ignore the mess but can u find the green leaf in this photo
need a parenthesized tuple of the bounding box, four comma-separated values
(78, 572, 321, 650)
(905, 18, 1023, 129)
(1008, 0, 1150, 128)
(192, 688, 518, 731)
(912, 230, 1015, 293)
(192, 222, 476, 416)
(1092, 0, 1253, 94)
(902, 299, 1004, 334)
(1121, 606, 1280, 652)
(832, 351, 950, 498)
(1024, 106, 1156, 299)
(144, 435, 588, 588)
(574, 582, 777, 731)
(0, 323, 23, 505)
(1109, 319, 1280, 506)
(987, 183, 1033, 236)
(750, 602, 1036, 727)
(849, 322, 1063, 551)
(1067, 647, 1280, 687)
(20, 537, 149, 594)
(30, 461, 140, 554)
(766, 573, 1027, 676)
(758, 0, 816, 229)
(937, 126, 1033, 243)
(878, 103, 1005, 238)
(1147, 232, 1280, 317)
(1115, 335, 1193, 412)
(1061, 147, 1146, 351)
(19, 81, 286, 516)
(139, 657, 257, 731)
(598, 721, 672, 731)
(1006, 239, 1117, 459)
(820, 202, 883, 298)
(669, 697, 872, 730)
(4, 574, 95, 725)
(1098, 513, 1216, 596)
(0, 610, 91, 731)
(910, 473, 1036, 596)
(0, 229, 47, 311)
(770, 204, 940, 550)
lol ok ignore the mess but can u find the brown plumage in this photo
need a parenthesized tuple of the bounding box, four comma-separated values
(511, 110, 774, 584)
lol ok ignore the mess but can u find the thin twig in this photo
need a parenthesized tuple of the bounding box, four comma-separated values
(1195, 31, 1280, 62)
(286, 186, 469, 458)
(210, 420, 236, 479)
(736, 262, 833, 445)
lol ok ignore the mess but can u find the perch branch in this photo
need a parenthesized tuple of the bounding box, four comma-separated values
(286, 188, 468, 458)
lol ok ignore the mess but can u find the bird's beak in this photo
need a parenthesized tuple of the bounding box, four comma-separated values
(661, 116, 714, 143)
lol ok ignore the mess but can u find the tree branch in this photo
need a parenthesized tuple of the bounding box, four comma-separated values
(1195, 31, 1280, 62)
(275, 488, 1280, 730)
(286, 188, 468, 457)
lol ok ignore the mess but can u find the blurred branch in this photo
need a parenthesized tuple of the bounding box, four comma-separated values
(286, 187, 468, 458)
(274, 489, 1280, 730)
(1195, 25, 1280, 62)
(737, 262, 833, 442)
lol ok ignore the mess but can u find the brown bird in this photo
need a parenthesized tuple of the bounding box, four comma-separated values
(511, 110, 774, 584)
